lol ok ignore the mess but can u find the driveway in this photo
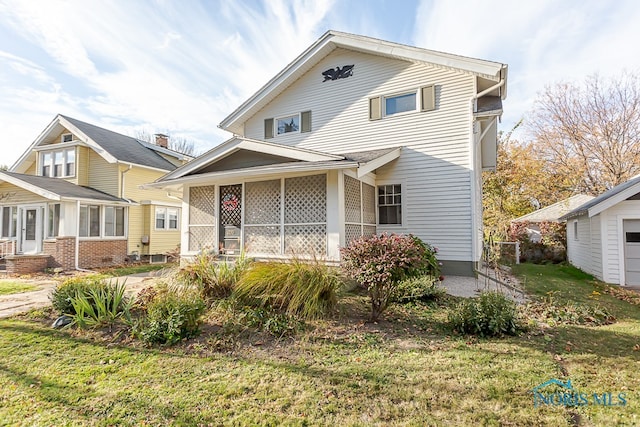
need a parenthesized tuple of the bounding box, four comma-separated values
(0, 272, 162, 319)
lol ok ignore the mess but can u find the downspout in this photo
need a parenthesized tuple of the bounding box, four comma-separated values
(121, 164, 133, 201)
(75, 200, 93, 272)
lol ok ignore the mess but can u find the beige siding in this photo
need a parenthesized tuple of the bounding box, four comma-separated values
(75, 146, 90, 186)
(127, 205, 146, 255)
(242, 48, 476, 261)
(87, 150, 119, 196)
(23, 162, 36, 175)
(0, 182, 47, 204)
(121, 166, 173, 203)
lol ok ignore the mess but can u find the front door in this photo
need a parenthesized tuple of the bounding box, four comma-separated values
(19, 205, 43, 254)
(624, 219, 640, 286)
(219, 184, 242, 255)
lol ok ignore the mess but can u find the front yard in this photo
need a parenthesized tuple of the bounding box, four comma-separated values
(0, 263, 639, 426)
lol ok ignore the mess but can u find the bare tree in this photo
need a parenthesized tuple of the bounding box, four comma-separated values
(134, 130, 198, 156)
(527, 72, 640, 195)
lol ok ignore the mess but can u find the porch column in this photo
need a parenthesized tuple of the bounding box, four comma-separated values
(326, 170, 342, 261)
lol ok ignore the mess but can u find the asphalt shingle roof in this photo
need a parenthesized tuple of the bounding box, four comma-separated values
(0, 171, 127, 203)
(61, 115, 177, 171)
(560, 174, 640, 220)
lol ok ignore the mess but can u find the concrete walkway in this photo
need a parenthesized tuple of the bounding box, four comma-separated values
(440, 273, 528, 304)
(0, 272, 162, 319)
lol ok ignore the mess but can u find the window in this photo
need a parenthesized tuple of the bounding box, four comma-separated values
(155, 208, 166, 229)
(385, 92, 416, 116)
(265, 111, 311, 138)
(104, 206, 125, 237)
(47, 204, 60, 238)
(378, 184, 402, 225)
(1, 206, 17, 238)
(369, 86, 435, 120)
(79, 205, 100, 237)
(277, 115, 300, 135)
(155, 207, 179, 230)
(61, 133, 73, 143)
(573, 221, 579, 240)
(40, 148, 75, 178)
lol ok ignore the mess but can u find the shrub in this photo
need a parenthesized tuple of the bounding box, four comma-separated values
(50, 275, 108, 315)
(448, 291, 523, 337)
(177, 252, 251, 302)
(233, 259, 342, 320)
(135, 288, 206, 345)
(393, 275, 446, 303)
(68, 280, 132, 330)
(340, 233, 438, 320)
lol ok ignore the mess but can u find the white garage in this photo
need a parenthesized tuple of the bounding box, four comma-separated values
(624, 220, 640, 286)
(560, 175, 640, 286)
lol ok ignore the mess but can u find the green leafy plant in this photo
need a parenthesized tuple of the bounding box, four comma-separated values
(69, 280, 132, 331)
(177, 252, 251, 302)
(448, 291, 523, 337)
(50, 275, 108, 315)
(393, 275, 446, 303)
(134, 288, 206, 345)
(340, 233, 438, 320)
(233, 259, 342, 320)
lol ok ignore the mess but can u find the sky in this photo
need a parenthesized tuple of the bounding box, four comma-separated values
(1, 0, 640, 167)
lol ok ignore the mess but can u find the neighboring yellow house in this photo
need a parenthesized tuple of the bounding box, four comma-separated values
(0, 114, 191, 274)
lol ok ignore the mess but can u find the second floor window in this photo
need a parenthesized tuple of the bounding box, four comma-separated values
(41, 148, 75, 178)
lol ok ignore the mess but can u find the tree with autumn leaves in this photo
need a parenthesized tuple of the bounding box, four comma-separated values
(484, 72, 640, 240)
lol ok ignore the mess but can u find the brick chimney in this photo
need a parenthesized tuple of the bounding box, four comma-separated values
(154, 133, 169, 148)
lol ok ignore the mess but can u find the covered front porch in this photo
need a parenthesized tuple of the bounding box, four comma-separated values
(147, 137, 402, 262)
(0, 171, 131, 273)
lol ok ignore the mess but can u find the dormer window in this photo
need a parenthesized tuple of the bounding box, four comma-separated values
(40, 148, 75, 178)
(61, 133, 73, 143)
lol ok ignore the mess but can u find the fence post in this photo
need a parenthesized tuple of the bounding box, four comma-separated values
(515, 241, 520, 265)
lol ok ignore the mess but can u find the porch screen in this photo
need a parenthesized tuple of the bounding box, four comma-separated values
(244, 179, 281, 254)
(284, 174, 326, 256)
(344, 175, 376, 246)
(188, 186, 215, 251)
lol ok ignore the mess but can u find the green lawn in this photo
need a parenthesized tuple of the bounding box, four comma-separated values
(0, 280, 38, 295)
(0, 263, 639, 426)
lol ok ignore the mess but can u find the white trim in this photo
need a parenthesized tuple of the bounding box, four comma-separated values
(146, 160, 358, 190)
(356, 148, 401, 178)
(139, 200, 182, 208)
(32, 140, 82, 152)
(275, 113, 301, 136)
(159, 136, 344, 182)
(588, 181, 640, 217)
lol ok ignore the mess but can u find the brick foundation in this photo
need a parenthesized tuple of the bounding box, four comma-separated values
(78, 239, 127, 268)
(6, 254, 50, 275)
(43, 237, 76, 270)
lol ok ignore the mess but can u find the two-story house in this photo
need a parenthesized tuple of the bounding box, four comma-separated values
(0, 114, 190, 274)
(147, 31, 508, 276)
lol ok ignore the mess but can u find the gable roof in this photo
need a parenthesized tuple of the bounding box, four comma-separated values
(157, 136, 344, 182)
(512, 194, 594, 223)
(148, 139, 401, 191)
(219, 30, 508, 135)
(560, 174, 640, 220)
(12, 114, 182, 173)
(0, 171, 129, 204)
